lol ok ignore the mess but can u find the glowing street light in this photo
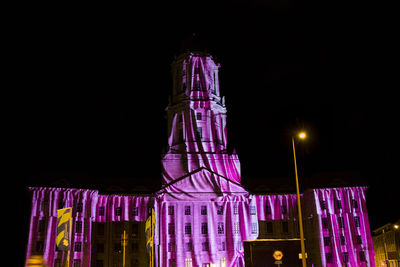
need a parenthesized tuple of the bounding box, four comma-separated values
(292, 131, 307, 267)
(394, 224, 399, 230)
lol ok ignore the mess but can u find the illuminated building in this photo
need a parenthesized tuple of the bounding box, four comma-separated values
(25, 51, 375, 267)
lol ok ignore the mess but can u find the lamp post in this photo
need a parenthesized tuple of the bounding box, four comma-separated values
(292, 131, 307, 267)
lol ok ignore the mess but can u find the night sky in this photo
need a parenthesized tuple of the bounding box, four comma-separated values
(9, 2, 398, 262)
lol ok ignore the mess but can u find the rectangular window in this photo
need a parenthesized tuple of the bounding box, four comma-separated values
(202, 242, 209, 251)
(282, 221, 288, 233)
(184, 242, 192, 252)
(234, 222, 239, 234)
(320, 200, 327, 210)
(252, 222, 258, 234)
(322, 217, 329, 229)
(340, 235, 346, 246)
(168, 242, 176, 252)
(218, 241, 226, 251)
(168, 206, 174, 216)
(324, 236, 331, 246)
(99, 206, 105, 216)
(266, 222, 273, 234)
(201, 223, 208, 234)
(168, 223, 175, 235)
(326, 253, 333, 263)
(354, 216, 360, 227)
(233, 205, 239, 215)
(250, 205, 257, 215)
(217, 205, 223, 215)
(196, 112, 202, 120)
(169, 259, 176, 267)
(116, 207, 122, 216)
(77, 202, 83, 213)
(352, 199, 358, 209)
(185, 223, 192, 235)
(266, 205, 271, 215)
(185, 206, 191, 215)
(58, 200, 64, 209)
(338, 217, 345, 229)
(38, 220, 45, 233)
(132, 207, 139, 216)
(359, 251, 366, 262)
(74, 242, 82, 252)
(201, 205, 207, 215)
(281, 205, 287, 214)
(336, 199, 342, 210)
(194, 67, 200, 74)
(193, 80, 200, 90)
(356, 235, 362, 244)
(75, 221, 82, 233)
(217, 222, 224, 234)
(342, 252, 349, 263)
(197, 127, 202, 139)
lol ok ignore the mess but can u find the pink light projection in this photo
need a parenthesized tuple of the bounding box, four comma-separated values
(25, 52, 375, 267)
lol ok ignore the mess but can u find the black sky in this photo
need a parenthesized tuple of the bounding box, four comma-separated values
(8, 2, 399, 260)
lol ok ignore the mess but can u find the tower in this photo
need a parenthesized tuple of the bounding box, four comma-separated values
(161, 51, 241, 188)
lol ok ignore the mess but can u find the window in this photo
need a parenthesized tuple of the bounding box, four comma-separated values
(168, 242, 176, 252)
(282, 221, 288, 233)
(266, 222, 273, 234)
(193, 80, 200, 90)
(326, 253, 333, 264)
(352, 199, 358, 209)
(338, 217, 345, 229)
(266, 205, 271, 215)
(194, 67, 200, 74)
(197, 127, 202, 139)
(97, 224, 104, 235)
(185, 258, 192, 267)
(201, 206, 207, 215)
(73, 259, 81, 267)
(168, 206, 174, 216)
(324, 236, 331, 246)
(202, 242, 209, 251)
(281, 205, 287, 214)
(342, 252, 349, 263)
(132, 207, 139, 216)
(77, 202, 83, 213)
(354, 216, 360, 227)
(196, 112, 202, 120)
(340, 235, 346, 246)
(38, 220, 45, 233)
(201, 223, 208, 234)
(169, 259, 176, 267)
(168, 223, 175, 235)
(217, 205, 223, 215)
(58, 199, 64, 209)
(99, 207, 105, 216)
(322, 217, 329, 229)
(218, 241, 226, 251)
(74, 242, 82, 252)
(185, 223, 192, 235)
(250, 205, 257, 215)
(359, 251, 366, 262)
(234, 222, 239, 235)
(184, 242, 192, 252)
(217, 222, 224, 234)
(336, 199, 342, 210)
(185, 206, 191, 215)
(252, 222, 258, 234)
(116, 207, 122, 216)
(356, 235, 362, 245)
(233, 205, 238, 215)
(75, 221, 82, 233)
(320, 200, 327, 210)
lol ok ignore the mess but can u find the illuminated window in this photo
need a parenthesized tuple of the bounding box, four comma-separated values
(185, 258, 192, 267)
(185, 206, 191, 215)
(220, 258, 226, 267)
(217, 222, 224, 234)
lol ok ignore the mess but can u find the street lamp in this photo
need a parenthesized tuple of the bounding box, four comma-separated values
(292, 131, 307, 267)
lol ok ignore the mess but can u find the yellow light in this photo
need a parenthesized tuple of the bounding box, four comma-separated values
(298, 132, 306, 139)
(394, 224, 399, 229)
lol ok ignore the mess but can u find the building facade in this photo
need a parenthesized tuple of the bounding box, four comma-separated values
(372, 220, 400, 267)
(25, 51, 375, 267)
